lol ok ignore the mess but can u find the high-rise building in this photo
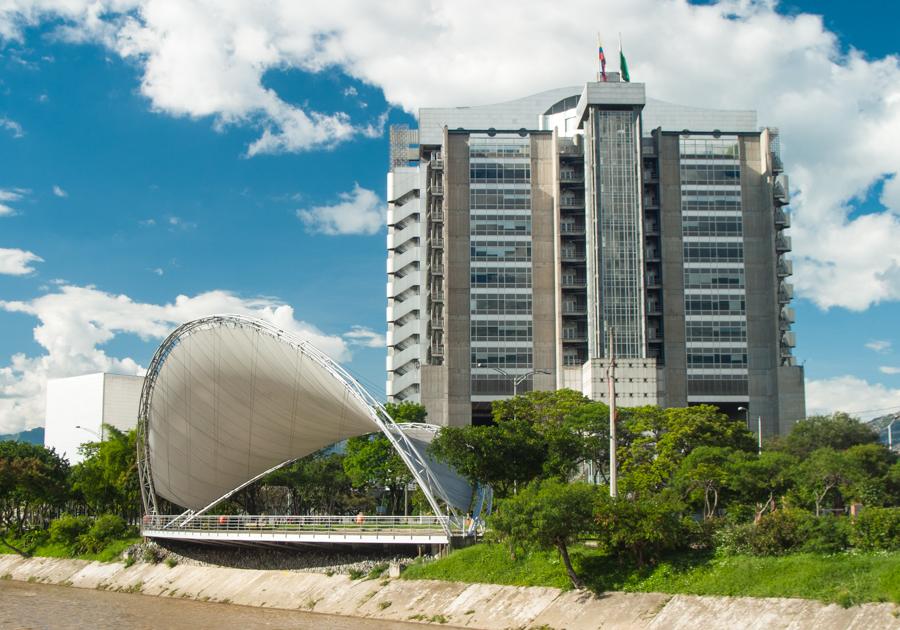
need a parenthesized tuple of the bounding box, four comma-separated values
(386, 76, 805, 436)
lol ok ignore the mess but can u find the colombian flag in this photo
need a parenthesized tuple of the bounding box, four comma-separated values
(598, 40, 607, 82)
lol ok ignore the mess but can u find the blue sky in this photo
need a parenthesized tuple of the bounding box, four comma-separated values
(1, 1, 900, 432)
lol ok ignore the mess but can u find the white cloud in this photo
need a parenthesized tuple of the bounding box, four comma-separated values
(52, 184, 67, 197)
(0, 188, 27, 217)
(150, 267, 163, 276)
(0, 116, 24, 138)
(1, 2, 900, 308)
(806, 375, 900, 420)
(343, 86, 358, 97)
(343, 325, 385, 348)
(297, 184, 385, 235)
(879, 366, 900, 375)
(0, 247, 43, 275)
(866, 340, 892, 354)
(0, 283, 351, 433)
(167, 215, 196, 231)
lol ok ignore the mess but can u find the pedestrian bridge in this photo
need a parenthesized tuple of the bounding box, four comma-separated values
(136, 316, 488, 547)
(143, 514, 465, 545)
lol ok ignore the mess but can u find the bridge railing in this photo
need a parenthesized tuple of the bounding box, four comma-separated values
(143, 514, 465, 536)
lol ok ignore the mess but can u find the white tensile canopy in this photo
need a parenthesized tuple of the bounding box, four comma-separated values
(136, 315, 468, 520)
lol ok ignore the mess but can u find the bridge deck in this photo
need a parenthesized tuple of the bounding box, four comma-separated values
(142, 515, 463, 545)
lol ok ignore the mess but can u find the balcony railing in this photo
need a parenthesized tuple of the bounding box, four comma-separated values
(559, 172, 584, 183)
(560, 223, 585, 235)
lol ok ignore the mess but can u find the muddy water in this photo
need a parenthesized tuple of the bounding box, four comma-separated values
(0, 580, 458, 629)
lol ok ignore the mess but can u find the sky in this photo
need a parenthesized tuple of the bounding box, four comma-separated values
(1, 0, 900, 434)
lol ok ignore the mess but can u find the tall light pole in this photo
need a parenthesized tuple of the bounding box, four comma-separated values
(75, 424, 103, 441)
(480, 365, 550, 397)
(737, 407, 761, 455)
(608, 325, 617, 498)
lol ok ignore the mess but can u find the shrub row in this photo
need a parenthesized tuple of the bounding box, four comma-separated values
(713, 507, 899, 556)
(47, 514, 134, 554)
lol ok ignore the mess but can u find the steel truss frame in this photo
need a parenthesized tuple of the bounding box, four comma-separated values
(137, 314, 463, 535)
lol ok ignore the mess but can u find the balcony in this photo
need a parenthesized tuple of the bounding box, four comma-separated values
(646, 274, 662, 288)
(431, 343, 444, 358)
(782, 331, 796, 347)
(561, 249, 586, 262)
(559, 171, 585, 184)
(431, 315, 444, 329)
(645, 248, 661, 262)
(778, 282, 793, 303)
(773, 174, 789, 206)
(774, 208, 790, 228)
(777, 258, 793, 278)
(646, 302, 662, 315)
(559, 223, 584, 236)
(643, 195, 659, 208)
(562, 334, 588, 343)
(432, 291, 445, 302)
(643, 169, 659, 182)
(431, 264, 445, 276)
(429, 209, 444, 222)
(781, 306, 795, 323)
(560, 196, 585, 210)
(642, 143, 658, 157)
(644, 221, 660, 235)
(561, 277, 587, 289)
(558, 139, 584, 157)
(563, 304, 587, 316)
(429, 181, 444, 196)
(430, 155, 443, 170)
(775, 233, 792, 253)
(770, 151, 784, 174)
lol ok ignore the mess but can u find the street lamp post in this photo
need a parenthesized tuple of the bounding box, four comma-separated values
(737, 407, 762, 455)
(479, 365, 551, 397)
(74, 424, 103, 441)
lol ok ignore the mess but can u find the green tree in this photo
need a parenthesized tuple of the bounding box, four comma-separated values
(619, 405, 755, 496)
(265, 452, 355, 515)
(70, 426, 139, 520)
(769, 412, 878, 459)
(594, 492, 687, 568)
(490, 479, 596, 588)
(673, 446, 742, 519)
(383, 401, 428, 424)
(791, 447, 858, 516)
(343, 434, 414, 515)
(0, 441, 69, 554)
(428, 420, 546, 497)
(729, 450, 798, 519)
(843, 443, 899, 507)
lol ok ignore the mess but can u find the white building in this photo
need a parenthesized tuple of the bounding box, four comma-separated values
(44, 373, 144, 463)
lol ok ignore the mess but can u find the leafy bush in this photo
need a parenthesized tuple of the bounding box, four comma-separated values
(48, 515, 92, 549)
(712, 520, 754, 555)
(594, 494, 688, 567)
(850, 507, 900, 551)
(799, 515, 851, 554)
(78, 514, 131, 554)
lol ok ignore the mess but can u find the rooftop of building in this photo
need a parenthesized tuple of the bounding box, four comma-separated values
(416, 79, 757, 144)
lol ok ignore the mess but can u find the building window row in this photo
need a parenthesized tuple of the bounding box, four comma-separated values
(471, 347, 533, 369)
(684, 242, 744, 262)
(687, 350, 748, 368)
(469, 143, 530, 159)
(470, 163, 531, 184)
(471, 242, 531, 262)
(470, 294, 532, 315)
(680, 164, 741, 186)
(687, 376, 749, 396)
(470, 216, 532, 236)
(682, 215, 743, 237)
(470, 188, 532, 210)
(686, 321, 747, 342)
(684, 268, 745, 289)
(684, 296, 746, 315)
(471, 320, 533, 342)
(471, 267, 532, 288)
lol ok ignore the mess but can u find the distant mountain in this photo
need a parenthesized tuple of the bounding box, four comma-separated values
(0, 427, 44, 445)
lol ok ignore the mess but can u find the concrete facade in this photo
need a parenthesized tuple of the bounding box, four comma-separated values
(44, 373, 143, 463)
(386, 79, 805, 434)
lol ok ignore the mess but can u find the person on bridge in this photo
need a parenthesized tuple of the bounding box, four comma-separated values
(355, 511, 366, 525)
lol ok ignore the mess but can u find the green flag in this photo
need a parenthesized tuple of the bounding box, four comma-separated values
(619, 49, 630, 82)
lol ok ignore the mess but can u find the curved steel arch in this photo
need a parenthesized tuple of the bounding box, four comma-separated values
(136, 315, 462, 532)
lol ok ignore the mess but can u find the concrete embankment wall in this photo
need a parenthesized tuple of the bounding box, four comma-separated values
(1, 554, 897, 629)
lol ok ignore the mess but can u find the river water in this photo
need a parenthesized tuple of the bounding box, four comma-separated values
(0, 580, 456, 629)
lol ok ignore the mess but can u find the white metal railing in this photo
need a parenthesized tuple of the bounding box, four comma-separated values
(143, 514, 463, 536)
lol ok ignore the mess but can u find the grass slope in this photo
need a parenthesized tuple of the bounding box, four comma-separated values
(1, 537, 141, 563)
(402, 543, 900, 606)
